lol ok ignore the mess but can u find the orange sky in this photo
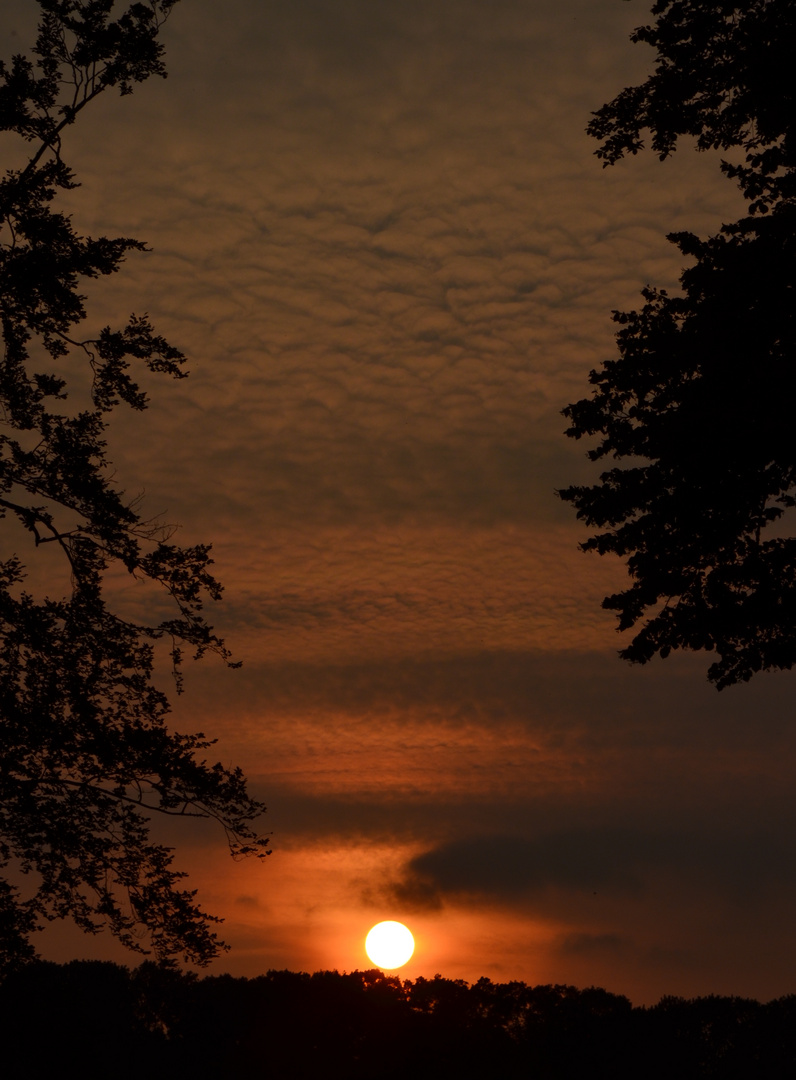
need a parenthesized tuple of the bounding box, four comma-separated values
(4, 0, 796, 1006)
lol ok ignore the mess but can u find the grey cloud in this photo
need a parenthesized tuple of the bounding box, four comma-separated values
(234, 894, 263, 908)
(408, 831, 653, 896)
(179, 646, 796, 755)
(393, 826, 796, 908)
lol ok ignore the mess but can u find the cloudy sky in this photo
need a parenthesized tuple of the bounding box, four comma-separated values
(4, 0, 796, 1005)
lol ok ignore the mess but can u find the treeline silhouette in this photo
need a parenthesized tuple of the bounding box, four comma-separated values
(1, 962, 795, 1078)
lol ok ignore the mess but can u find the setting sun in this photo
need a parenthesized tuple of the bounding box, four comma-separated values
(365, 921, 415, 969)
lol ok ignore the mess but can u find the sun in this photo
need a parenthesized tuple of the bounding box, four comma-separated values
(365, 921, 415, 969)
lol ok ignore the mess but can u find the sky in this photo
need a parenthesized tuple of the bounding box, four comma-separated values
(4, 0, 796, 1006)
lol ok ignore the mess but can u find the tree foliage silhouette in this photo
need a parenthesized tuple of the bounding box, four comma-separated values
(560, 0, 796, 688)
(4, 961, 795, 1080)
(0, 0, 268, 968)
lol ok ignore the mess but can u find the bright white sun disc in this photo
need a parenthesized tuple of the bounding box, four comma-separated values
(365, 921, 415, 969)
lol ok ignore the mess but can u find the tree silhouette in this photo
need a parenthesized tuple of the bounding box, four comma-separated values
(0, 0, 268, 968)
(6, 962, 795, 1079)
(559, 0, 796, 687)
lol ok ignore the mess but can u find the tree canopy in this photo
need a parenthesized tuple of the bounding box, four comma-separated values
(559, 0, 796, 688)
(0, 0, 268, 968)
(588, 0, 795, 213)
(2, 960, 796, 1080)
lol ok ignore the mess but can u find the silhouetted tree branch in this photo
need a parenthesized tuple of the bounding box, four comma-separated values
(0, 0, 269, 969)
(560, 0, 796, 687)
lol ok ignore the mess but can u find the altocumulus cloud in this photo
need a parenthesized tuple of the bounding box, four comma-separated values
(39, 0, 745, 548)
